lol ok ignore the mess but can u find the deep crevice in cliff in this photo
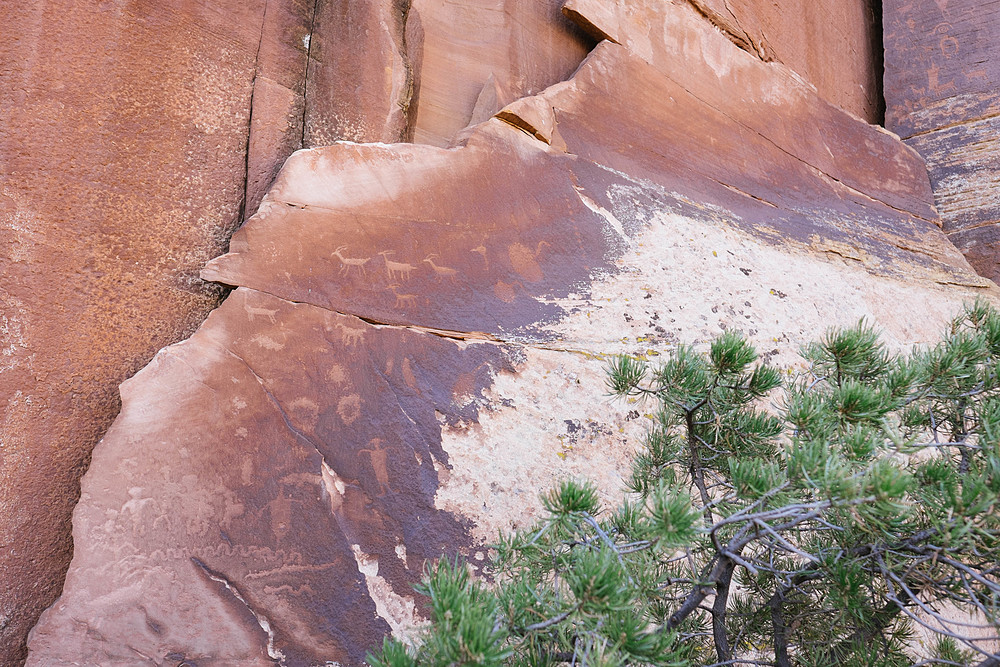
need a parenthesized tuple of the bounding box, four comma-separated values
(239, 0, 270, 225)
(300, 0, 321, 148)
(869, 0, 886, 126)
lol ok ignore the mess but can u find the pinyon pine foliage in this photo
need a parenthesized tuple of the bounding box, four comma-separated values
(370, 302, 1000, 667)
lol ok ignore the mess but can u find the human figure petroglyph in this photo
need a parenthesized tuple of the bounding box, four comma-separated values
(244, 301, 279, 324)
(927, 61, 957, 94)
(388, 284, 419, 309)
(378, 250, 416, 281)
(423, 254, 458, 281)
(332, 246, 371, 276)
(358, 439, 391, 496)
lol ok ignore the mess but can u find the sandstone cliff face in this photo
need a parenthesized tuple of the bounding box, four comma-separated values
(25, 1, 996, 664)
(406, 0, 595, 146)
(681, 0, 885, 122)
(0, 3, 306, 661)
(0, 0, 590, 662)
(883, 0, 1000, 282)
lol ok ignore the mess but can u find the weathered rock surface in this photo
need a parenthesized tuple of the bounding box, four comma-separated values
(0, 1, 589, 661)
(0, 2, 317, 661)
(883, 0, 1000, 282)
(676, 0, 884, 122)
(0, 0, 605, 653)
(302, 0, 415, 146)
(26, 0, 995, 664)
(0, 0, 912, 658)
(407, 0, 595, 146)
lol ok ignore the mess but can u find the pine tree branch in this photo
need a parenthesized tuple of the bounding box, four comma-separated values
(686, 408, 715, 525)
(522, 606, 577, 632)
(712, 557, 736, 663)
(769, 591, 792, 667)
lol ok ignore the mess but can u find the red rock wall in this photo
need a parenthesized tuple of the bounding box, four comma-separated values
(403, 0, 886, 147)
(0, 0, 942, 663)
(682, 0, 884, 122)
(25, 1, 991, 663)
(883, 0, 1000, 282)
(407, 0, 595, 146)
(0, 1, 593, 661)
(0, 1, 312, 662)
(302, 0, 414, 146)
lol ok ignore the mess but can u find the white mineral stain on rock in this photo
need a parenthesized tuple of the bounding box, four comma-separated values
(436, 208, 998, 544)
(350, 544, 426, 645)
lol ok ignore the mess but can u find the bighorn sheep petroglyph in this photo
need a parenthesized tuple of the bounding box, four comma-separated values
(331, 246, 370, 276)
(378, 250, 416, 282)
(423, 254, 458, 281)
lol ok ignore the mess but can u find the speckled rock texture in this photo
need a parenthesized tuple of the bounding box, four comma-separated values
(884, 0, 1000, 282)
(0, 2, 313, 662)
(25, 0, 996, 664)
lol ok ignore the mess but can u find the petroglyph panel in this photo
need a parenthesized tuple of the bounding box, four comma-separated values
(28, 288, 517, 664)
(29, 0, 995, 664)
(204, 2, 980, 340)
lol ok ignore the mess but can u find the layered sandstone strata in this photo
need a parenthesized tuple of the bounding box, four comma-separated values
(884, 0, 1000, 282)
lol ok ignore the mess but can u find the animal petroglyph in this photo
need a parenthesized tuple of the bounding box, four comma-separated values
(388, 284, 419, 309)
(335, 321, 365, 347)
(378, 250, 416, 282)
(251, 334, 284, 351)
(332, 246, 371, 276)
(423, 254, 458, 281)
(244, 301, 279, 324)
